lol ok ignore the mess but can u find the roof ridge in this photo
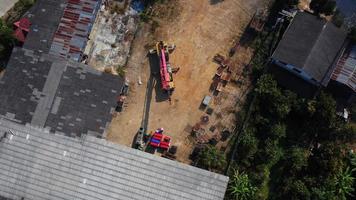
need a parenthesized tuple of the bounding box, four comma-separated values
(302, 20, 328, 71)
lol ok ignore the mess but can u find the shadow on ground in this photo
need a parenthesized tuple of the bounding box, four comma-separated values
(147, 53, 170, 102)
(210, 0, 224, 5)
(145, 145, 156, 154)
(140, 53, 170, 133)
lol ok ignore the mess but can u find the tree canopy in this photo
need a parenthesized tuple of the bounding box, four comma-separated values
(0, 19, 15, 60)
(310, 0, 337, 15)
(227, 73, 355, 199)
(196, 145, 226, 172)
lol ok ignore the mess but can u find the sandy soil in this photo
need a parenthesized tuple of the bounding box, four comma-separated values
(298, 0, 311, 11)
(106, 0, 265, 163)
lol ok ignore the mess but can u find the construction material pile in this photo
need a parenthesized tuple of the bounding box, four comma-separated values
(84, 2, 139, 72)
(211, 54, 232, 93)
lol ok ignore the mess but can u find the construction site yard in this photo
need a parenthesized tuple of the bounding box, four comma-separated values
(106, 0, 265, 163)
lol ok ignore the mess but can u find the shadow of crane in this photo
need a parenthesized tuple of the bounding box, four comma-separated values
(140, 53, 170, 132)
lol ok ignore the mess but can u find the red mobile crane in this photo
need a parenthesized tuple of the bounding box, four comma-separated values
(149, 41, 176, 97)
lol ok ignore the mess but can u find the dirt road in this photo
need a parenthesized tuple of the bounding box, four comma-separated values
(106, 0, 265, 162)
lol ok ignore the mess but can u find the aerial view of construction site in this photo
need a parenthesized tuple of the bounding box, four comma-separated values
(105, 0, 264, 163)
(1, 0, 356, 199)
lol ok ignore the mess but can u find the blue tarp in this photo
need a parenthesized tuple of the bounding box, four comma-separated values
(131, 0, 144, 12)
(336, 0, 356, 17)
(151, 138, 160, 144)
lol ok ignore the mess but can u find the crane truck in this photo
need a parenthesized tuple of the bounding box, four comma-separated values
(149, 41, 176, 97)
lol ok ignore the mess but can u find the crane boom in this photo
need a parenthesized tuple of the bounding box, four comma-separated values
(156, 41, 174, 92)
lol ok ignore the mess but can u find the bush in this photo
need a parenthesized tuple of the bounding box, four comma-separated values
(196, 145, 226, 172)
(116, 65, 126, 77)
(0, 19, 15, 60)
(310, 0, 337, 16)
(349, 27, 356, 44)
(321, 0, 337, 15)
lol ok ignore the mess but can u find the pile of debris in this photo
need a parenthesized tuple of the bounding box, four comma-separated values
(191, 116, 228, 146)
(84, 1, 139, 72)
(211, 54, 232, 94)
(249, 8, 267, 32)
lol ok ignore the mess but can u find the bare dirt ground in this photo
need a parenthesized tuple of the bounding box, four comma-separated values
(298, 0, 311, 11)
(106, 0, 265, 163)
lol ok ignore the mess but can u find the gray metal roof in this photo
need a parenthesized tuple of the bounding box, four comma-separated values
(0, 119, 228, 200)
(23, 0, 67, 53)
(331, 44, 356, 91)
(0, 0, 124, 137)
(0, 48, 123, 137)
(273, 12, 347, 84)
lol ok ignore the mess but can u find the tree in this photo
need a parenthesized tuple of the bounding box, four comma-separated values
(286, 147, 308, 172)
(309, 92, 338, 141)
(310, 185, 336, 200)
(309, 142, 343, 178)
(310, 0, 328, 14)
(287, 0, 299, 6)
(281, 178, 311, 200)
(310, 0, 336, 15)
(321, 0, 336, 15)
(349, 27, 356, 44)
(196, 145, 226, 172)
(0, 19, 15, 60)
(269, 123, 286, 140)
(236, 129, 258, 167)
(332, 10, 344, 27)
(228, 170, 257, 200)
(254, 75, 296, 120)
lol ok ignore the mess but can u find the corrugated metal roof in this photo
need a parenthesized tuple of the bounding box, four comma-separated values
(22, 0, 67, 54)
(331, 45, 356, 91)
(0, 119, 229, 200)
(0, 47, 124, 137)
(49, 0, 101, 61)
(272, 12, 347, 85)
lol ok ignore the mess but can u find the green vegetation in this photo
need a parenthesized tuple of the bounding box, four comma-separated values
(350, 27, 356, 44)
(222, 1, 355, 198)
(286, 0, 299, 6)
(196, 145, 226, 173)
(227, 170, 257, 200)
(334, 167, 355, 199)
(4, 0, 37, 25)
(226, 72, 356, 199)
(0, 19, 15, 61)
(332, 10, 345, 27)
(0, 0, 36, 66)
(116, 65, 126, 77)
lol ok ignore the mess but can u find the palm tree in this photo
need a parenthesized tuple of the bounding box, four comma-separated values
(228, 170, 257, 200)
(333, 167, 355, 200)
